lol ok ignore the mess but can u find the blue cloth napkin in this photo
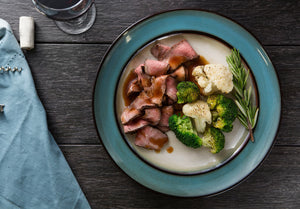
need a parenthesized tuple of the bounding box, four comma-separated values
(0, 19, 91, 209)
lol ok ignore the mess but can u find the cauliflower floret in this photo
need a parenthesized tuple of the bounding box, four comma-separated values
(192, 64, 233, 95)
(182, 100, 212, 133)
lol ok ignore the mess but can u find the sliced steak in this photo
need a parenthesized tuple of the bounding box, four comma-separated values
(159, 105, 174, 127)
(164, 39, 199, 69)
(165, 76, 177, 102)
(166, 97, 175, 105)
(145, 75, 168, 106)
(123, 119, 149, 134)
(157, 126, 170, 133)
(127, 77, 142, 96)
(134, 64, 152, 88)
(170, 66, 186, 82)
(141, 108, 161, 125)
(121, 107, 142, 124)
(144, 59, 169, 76)
(135, 126, 168, 150)
(130, 91, 156, 110)
(150, 42, 171, 60)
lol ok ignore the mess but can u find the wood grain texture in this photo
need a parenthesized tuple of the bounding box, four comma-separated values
(266, 46, 300, 146)
(1, 1, 299, 208)
(60, 145, 300, 209)
(1, 0, 299, 45)
(26, 44, 108, 144)
(25, 44, 300, 145)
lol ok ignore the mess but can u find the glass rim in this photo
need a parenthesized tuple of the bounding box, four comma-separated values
(32, 0, 94, 12)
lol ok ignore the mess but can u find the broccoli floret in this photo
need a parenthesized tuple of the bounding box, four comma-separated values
(202, 127, 225, 153)
(169, 114, 202, 148)
(207, 94, 238, 132)
(176, 81, 200, 104)
(169, 114, 225, 153)
(213, 117, 233, 132)
(206, 94, 220, 109)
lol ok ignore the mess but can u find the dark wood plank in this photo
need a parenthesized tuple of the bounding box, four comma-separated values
(266, 46, 300, 146)
(26, 44, 109, 144)
(60, 145, 300, 209)
(1, 0, 299, 45)
(25, 44, 300, 145)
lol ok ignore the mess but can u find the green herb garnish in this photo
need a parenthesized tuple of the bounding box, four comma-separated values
(226, 48, 259, 142)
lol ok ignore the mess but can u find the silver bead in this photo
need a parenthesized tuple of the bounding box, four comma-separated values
(0, 104, 4, 113)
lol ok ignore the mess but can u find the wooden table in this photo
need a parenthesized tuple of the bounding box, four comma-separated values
(2, 1, 299, 208)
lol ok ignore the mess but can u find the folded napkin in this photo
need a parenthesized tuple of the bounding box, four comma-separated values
(0, 19, 91, 209)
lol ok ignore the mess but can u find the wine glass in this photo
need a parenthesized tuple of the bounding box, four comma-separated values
(32, 0, 96, 35)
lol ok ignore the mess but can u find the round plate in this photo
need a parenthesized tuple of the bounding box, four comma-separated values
(93, 10, 281, 197)
(115, 32, 256, 175)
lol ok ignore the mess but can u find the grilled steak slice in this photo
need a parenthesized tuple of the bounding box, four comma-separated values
(123, 119, 149, 133)
(150, 42, 171, 61)
(141, 108, 161, 125)
(170, 66, 186, 82)
(145, 75, 168, 106)
(134, 64, 152, 88)
(121, 107, 142, 124)
(127, 77, 142, 96)
(135, 126, 168, 150)
(157, 125, 170, 133)
(130, 91, 156, 110)
(165, 76, 177, 102)
(159, 105, 174, 127)
(144, 59, 169, 76)
(164, 39, 198, 69)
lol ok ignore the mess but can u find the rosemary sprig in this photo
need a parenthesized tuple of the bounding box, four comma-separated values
(226, 49, 259, 142)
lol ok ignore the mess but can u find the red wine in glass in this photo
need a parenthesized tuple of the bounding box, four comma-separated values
(38, 0, 81, 10)
(32, 0, 96, 34)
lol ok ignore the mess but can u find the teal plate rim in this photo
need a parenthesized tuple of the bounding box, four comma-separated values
(115, 31, 259, 176)
(93, 9, 281, 197)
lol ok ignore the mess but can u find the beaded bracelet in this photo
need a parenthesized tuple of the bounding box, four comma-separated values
(0, 66, 22, 72)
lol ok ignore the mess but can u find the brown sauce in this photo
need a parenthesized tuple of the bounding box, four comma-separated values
(169, 56, 187, 69)
(173, 103, 184, 116)
(186, 56, 209, 83)
(150, 136, 168, 150)
(122, 70, 138, 106)
(166, 146, 174, 153)
(151, 78, 165, 100)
